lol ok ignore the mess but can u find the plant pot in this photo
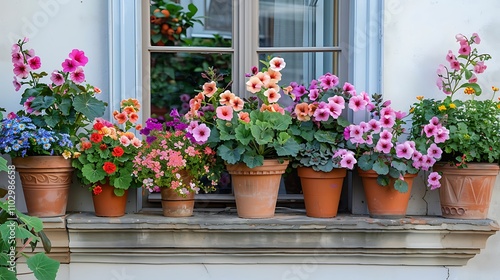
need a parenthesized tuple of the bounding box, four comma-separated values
(160, 188, 195, 217)
(298, 167, 346, 218)
(358, 169, 417, 218)
(226, 159, 289, 219)
(12, 156, 73, 217)
(433, 162, 499, 219)
(92, 182, 128, 217)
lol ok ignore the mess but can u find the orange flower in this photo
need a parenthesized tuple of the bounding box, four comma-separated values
(114, 112, 128, 124)
(294, 103, 311, 121)
(135, 124, 143, 130)
(202, 81, 218, 97)
(238, 111, 250, 123)
(124, 131, 135, 140)
(123, 106, 136, 114)
(129, 112, 139, 123)
(264, 88, 281, 103)
(81, 141, 92, 150)
(267, 69, 282, 82)
(230, 96, 244, 111)
(219, 90, 235, 106)
(260, 103, 285, 115)
(255, 72, 270, 85)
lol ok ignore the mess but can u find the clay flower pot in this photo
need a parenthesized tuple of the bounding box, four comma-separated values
(160, 188, 195, 217)
(91, 182, 129, 217)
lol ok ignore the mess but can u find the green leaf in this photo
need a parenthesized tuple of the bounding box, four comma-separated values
(113, 175, 132, 190)
(59, 97, 72, 115)
(357, 155, 373, 171)
(372, 159, 389, 175)
(0, 157, 7, 173)
(250, 124, 274, 145)
(73, 94, 107, 121)
(391, 161, 408, 173)
(27, 253, 60, 280)
(242, 153, 264, 168)
(0, 267, 16, 280)
(314, 130, 339, 144)
(81, 165, 106, 182)
(274, 138, 300, 157)
(377, 175, 390, 186)
(114, 188, 125, 197)
(337, 116, 350, 127)
(18, 213, 43, 232)
(394, 179, 409, 193)
(218, 144, 244, 164)
(234, 124, 253, 145)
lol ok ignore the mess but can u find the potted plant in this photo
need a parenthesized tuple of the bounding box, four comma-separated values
(346, 93, 448, 218)
(7, 37, 107, 217)
(0, 113, 73, 217)
(133, 110, 220, 217)
(0, 108, 8, 173)
(287, 74, 359, 218)
(72, 98, 143, 217)
(185, 57, 301, 218)
(409, 32, 500, 219)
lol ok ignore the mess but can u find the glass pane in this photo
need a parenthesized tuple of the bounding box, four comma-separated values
(150, 0, 232, 47)
(150, 52, 232, 118)
(259, 0, 336, 47)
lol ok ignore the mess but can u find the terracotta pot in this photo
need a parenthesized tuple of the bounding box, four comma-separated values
(160, 188, 195, 217)
(12, 156, 73, 217)
(298, 167, 346, 218)
(226, 159, 289, 219)
(92, 183, 128, 217)
(358, 169, 417, 218)
(433, 162, 499, 219)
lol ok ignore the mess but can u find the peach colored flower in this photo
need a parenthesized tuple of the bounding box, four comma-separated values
(238, 111, 250, 123)
(269, 57, 286, 71)
(216, 105, 234, 121)
(230, 96, 244, 111)
(120, 135, 131, 146)
(267, 69, 282, 82)
(123, 106, 136, 114)
(246, 76, 263, 93)
(264, 81, 280, 91)
(219, 90, 235, 106)
(114, 112, 128, 124)
(294, 103, 311, 121)
(264, 88, 281, 103)
(129, 112, 139, 123)
(260, 103, 285, 115)
(202, 81, 217, 97)
(135, 124, 143, 130)
(255, 72, 270, 85)
(124, 131, 135, 140)
(131, 137, 142, 148)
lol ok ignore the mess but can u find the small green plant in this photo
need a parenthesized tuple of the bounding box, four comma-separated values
(0, 196, 59, 279)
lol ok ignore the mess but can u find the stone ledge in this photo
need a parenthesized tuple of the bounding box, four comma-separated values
(66, 210, 498, 266)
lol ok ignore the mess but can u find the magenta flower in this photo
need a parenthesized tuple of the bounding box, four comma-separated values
(427, 143, 443, 159)
(62, 58, 77, 73)
(308, 88, 319, 101)
(192, 123, 211, 143)
(12, 76, 21, 91)
(11, 52, 22, 64)
(13, 63, 30, 78)
(379, 114, 395, 128)
(340, 153, 357, 170)
(70, 66, 85, 83)
(427, 172, 442, 190)
(375, 139, 393, 154)
(69, 49, 89, 66)
(379, 129, 392, 141)
(348, 95, 367, 112)
(187, 121, 199, 134)
(318, 73, 339, 90)
(458, 44, 471, 56)
(28, 56, 41, 70)
(342, 82, 356, 95)
(450, 60, 461, 71)
(50, 71, 65, 86)
(395, 142, 414, 159)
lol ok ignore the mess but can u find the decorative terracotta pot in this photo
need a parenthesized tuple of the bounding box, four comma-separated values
(12, 156, 73, 217)
(226, 159, 289, 219)
(358, 169, 417, 218)
(160, 188, 195, 217)
(298, 167, 346, 218)
(433, 162, 499, 219)
(92, 182, 128, 217)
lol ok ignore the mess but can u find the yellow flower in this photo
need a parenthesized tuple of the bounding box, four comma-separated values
(62, 150, 72, 159)
(73, 152, 81, 158)
(497, 104, 500, 109)
(409, 107, 415, 113)
(464, 87, 475, 95)
(492, 86, 499, 92)
(438, 105, 447, 111)
(416, 95, 424, 101)
(449, 103, 456, 109)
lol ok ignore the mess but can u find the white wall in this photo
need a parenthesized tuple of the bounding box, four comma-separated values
(382, 0, 500, 279)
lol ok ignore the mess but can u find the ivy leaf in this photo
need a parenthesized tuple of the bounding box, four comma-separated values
(73, 94, 107, 121)
(27, 253, 60, 280)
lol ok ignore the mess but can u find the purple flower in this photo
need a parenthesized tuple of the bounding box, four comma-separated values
(170, 108, 180, 118)
(146, 135, 157, 144)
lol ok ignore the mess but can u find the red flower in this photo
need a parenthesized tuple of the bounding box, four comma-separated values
(93, 122, 104, 131)
(93, 185, 103, 195)
(90, 133, 103, 143)
(81, 141, 92, 150)
(99, 144, 107, 151)
(102, 162, 116, 174)
(112, 146, 124, 157)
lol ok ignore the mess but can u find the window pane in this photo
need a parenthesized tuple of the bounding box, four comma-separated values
(150, 52, 232, 117)
(259, 0, 336, 47)
(150, 0, 232, 47)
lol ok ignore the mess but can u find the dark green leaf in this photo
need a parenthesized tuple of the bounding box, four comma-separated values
(27, 253, 60, 280)
(73, 94, 107, 121)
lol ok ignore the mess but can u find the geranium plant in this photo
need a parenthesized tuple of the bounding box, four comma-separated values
(346, 93, 448, 192)
(288, 74, 361, 172)
(0, 112, 73, 158)
(410, 32, 500, 167)
(72, 99, 143, 196)
(185, 57, 300, 168)
(12, 38, 107, 137)
(133, 110, 220, 195)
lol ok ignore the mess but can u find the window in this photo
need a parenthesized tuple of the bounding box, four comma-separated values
(141, 0, 350, 208)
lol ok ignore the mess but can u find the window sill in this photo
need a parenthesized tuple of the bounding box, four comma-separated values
(66, 209, 498, 266)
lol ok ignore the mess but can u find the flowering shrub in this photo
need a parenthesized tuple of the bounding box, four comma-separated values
(410, 32, 500, 167)
(346, 94, 448, 191)
(12, 38, 106, 137)
(72, 99, 142, 196)
(133, 110, 220, 195)
(0, 113, 73, 158)
(185, 57, 300, 168)
(288, 73, 362, 172)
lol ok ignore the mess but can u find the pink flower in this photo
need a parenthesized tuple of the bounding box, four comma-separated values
(327, 95, 345, 108)
(216, 105, 233, 121)
(318, 73, 339, 90)
(313, 107, 330, 122)
(50, 71, 65, 86)
(11, 52, 22, 64)
(396, 142, 414, 159)
(379, 114, 395, 128)
(375, 139, 393, 154)
(326, 102, 343, 119)
(246, 76, 263, 93)
(348, 95, 367, 111)
(468, 74, 477, 83)
(131, 137, 142, 148)
(120, 135, 131, 146)
(342, 82, 356, 95)
(427, 172, 442, 190)
(349, 125, 364, 143)
(13, 76, 21, 91)
(445, 50, 455, 62)
(13, 63, 30, 78)
(458, 44, 471, 56)
(308, 88, 319, 101)
(61, 58, 77, 73)
(379, 130, 392, 141)
(450, 59, 461, 71)
(436, 64, 447, 76)
(474, 61, 487, 74)
(187, 121, 199, 133)
(28, 56, 41, 70)
(269, 57, 286, 72)
(367, 119, 381, 133)
(69, 49, 88, 66)
(340, 153, 357, 170)
(202, 81, 217, 97)
(434, 127, 450, 143)
(472, 32, 481, 44)
(264, 88, 281, 103)
(70, 66, 85, 83)
(11, 44, 20, 54)
(192, 123, 211, 143)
